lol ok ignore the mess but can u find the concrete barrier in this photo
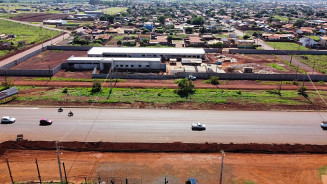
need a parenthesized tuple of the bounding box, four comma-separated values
(46, 45, 92, 51)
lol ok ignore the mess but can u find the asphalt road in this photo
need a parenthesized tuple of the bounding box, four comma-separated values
(0, 108, 327, 145)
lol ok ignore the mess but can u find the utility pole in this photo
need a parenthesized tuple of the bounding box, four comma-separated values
(219, 150, 225, 184)
(165, 176, 168, 184)
(56, 142, 64, 184)
(6, 158, 14, 184)
(63, 162, 68, 184)
(35, 158, 42, 184)
(290, 54, 293, 65)
(312, 60, 316, 74)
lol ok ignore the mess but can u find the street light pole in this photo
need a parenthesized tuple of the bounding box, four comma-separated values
(219, 150, 225, 184)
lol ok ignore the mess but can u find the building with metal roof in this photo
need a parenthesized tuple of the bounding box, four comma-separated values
(87, 47, 205, 60)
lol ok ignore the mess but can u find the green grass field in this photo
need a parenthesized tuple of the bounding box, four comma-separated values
(273, 15, 289, 23)
(296, 55, 327, 74)
(103, 7, 128, 15)
(0, 19, 61, 46)
(266, 63, 286, 71)
(266, 42, 308, 50)
(14, 86, 322, 107)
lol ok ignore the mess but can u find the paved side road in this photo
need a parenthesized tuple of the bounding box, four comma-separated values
(234, 27, 319, 74)
(0, 108, 326, 145)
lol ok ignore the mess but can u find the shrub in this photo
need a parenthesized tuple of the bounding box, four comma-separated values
(62, 88, 68, 93)
(236, 90, 242, 95)
(1, 78, 14, 89)
(91, 81, 102, 93)
(297, 86, 307, 96)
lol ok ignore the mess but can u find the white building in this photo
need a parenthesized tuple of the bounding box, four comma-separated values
(87, 47, 205, 60)
(43, 20, 67, 25)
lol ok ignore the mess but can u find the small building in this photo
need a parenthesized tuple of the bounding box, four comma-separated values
(43, 20, 67, 26)
(143, 22, 153, 31)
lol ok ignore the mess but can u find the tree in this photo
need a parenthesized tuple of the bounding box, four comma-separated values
(294, 19, 305, 27)
(252, 32, 259, 37)
(167, 35, 173, 43)
(243, 35, 250, 40)
(199, 27, 206, 34)
(209, 42, 223, 48)
(185, 27, 193, 34)
(100, 15, 115, 24)
(91, 81, 102, 93)
(139, 38, 149, 47)
(117, 40, 122, 45)
(208, 76, 219, 88)
(176, 78, 195, 98)
(158, 16, 166, 25)
(191, 17, 205, 26)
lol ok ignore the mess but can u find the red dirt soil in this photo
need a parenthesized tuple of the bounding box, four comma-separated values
(10, 50, 87, 69)
(11, 13, 69, 22)
(1, 141, 327, 184)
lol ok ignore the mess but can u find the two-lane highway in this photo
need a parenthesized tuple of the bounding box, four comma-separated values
(0, 107, 326, 144)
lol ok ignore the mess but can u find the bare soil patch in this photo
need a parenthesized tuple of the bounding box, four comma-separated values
(11, 13, 69, 22)
(10, 50, 87, 70)
(1, 141, 327, 184)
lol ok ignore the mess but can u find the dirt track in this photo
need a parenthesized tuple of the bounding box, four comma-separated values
(1, 141, 327, 184)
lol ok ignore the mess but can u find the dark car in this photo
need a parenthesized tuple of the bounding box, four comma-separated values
(40, 118, 53, 126)
(321, 121, 327, 130)
(186, 178, 197, 184)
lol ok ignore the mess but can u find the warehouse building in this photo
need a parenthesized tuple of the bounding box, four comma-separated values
(66, 56, 165, 72)
(87, 47, 206, 60)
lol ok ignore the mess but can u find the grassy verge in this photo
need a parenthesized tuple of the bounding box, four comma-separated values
(319, 166, 327, 179)
(266, 42, 308, 50)
(14, 86, 322, 107)
(23, 77, 126, 82)
(266, 63, 286, 71)
(295, 55, 327, 74)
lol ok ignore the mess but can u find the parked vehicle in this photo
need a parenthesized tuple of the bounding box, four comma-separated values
(1, 116, 16, 124)
(191, 123, 206, 131)
(68, 111, 73, 117)
(321, 121, 327, 130)
(185, 178, 197, 184)
(39, 118, 53, 126)
(188, 75, 196, 80)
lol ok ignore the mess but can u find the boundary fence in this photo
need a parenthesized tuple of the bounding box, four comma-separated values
(0, 46, 327, 81)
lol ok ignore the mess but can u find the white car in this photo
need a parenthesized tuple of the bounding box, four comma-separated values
(191, 123, 206, 131)
(321, 121, 327, 130)
(1, 116, 16, 124)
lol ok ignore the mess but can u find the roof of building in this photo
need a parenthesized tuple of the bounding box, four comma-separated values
(67, 56, 161, 63)
(88, 47, 205, 55)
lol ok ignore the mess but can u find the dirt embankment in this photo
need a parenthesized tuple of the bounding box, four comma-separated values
(1, 141, 327, 156)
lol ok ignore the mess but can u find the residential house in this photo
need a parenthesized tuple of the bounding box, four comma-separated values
(299, 37, 318, 47)
(184, 36, 206, 47)
(296, 27, 314, 35)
